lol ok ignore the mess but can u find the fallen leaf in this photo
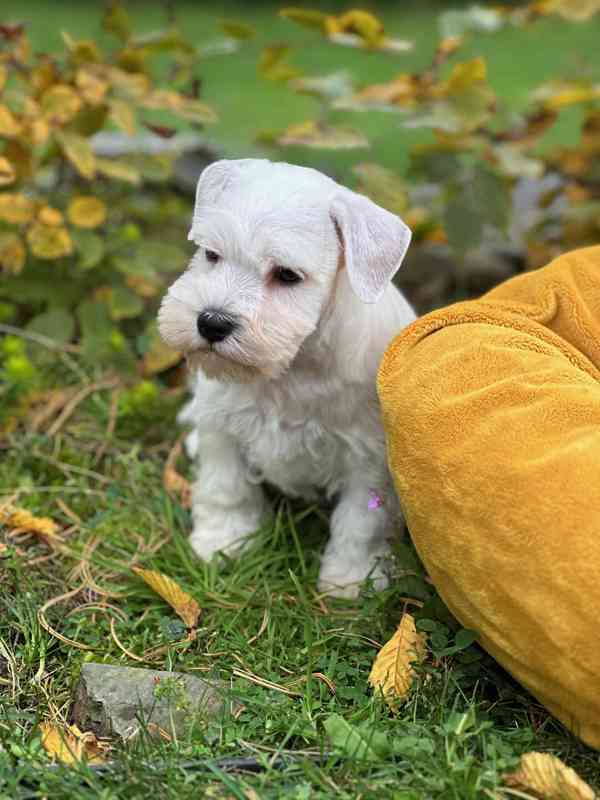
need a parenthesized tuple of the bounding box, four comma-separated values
(368, 613, 426, 707)
(0, 502, 60, 543)
(505, 751, 596, 800)
(278, 120, 369, 149)
(41, 84, 82, 124)
(163, 439, 192, 508)
(0, 104, 22, 137)
(0, 233, 26, 274)
(132, 567, 200, 628)
(0, 193, 37, 224)
(40, 721, 108, 764)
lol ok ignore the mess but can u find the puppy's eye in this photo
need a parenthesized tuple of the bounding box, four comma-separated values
(205, 249, 220, 263)
(273, 266, 302, 285)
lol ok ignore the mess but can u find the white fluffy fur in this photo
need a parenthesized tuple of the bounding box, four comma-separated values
(158, 159, 415, 598)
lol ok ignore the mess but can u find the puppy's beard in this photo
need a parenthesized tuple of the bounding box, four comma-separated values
(187, 350, 260, 383)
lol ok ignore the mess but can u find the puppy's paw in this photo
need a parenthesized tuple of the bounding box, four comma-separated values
(317, 556, 389, 599)
(190, 504, 264, 562)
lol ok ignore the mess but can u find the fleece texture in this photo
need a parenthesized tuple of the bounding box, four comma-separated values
(377, 245, 600, 748)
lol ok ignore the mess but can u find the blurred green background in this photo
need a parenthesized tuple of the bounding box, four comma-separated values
(5, 0, 599, 180)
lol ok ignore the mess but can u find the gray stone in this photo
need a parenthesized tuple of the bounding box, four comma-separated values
(72, 663, 230, 740)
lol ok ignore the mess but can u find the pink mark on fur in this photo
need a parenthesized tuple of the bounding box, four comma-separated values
(368, 489, 384, 510)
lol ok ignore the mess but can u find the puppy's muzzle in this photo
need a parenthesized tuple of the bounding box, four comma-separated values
(197, 308, 237, 343)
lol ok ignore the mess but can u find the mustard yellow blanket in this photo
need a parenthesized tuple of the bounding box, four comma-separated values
(378, 245, 600, 749)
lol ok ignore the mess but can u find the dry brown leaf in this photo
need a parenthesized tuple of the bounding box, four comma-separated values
(505, 751, 597, 800)
(163, 439, 192, 508)
(132, 567, 200, 628)
(368, 613, 426, 707)
(39, 721, 108, 764)
(0, 502, 60, 542)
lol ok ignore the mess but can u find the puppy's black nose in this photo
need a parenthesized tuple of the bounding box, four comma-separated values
(197, 309, 236, 343)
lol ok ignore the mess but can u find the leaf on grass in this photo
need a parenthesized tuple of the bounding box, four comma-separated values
(40, 722, 108, 764)
(278, 120, 369, 149)
(68, 196, 107, 229)
(368, 613, 426, 707)
(0, 503, 60, 542)
(258, 45, 301, 82)
(279, 8, 331, 32)
(132, 567, 200, 628)
(504, 751, 596, 800)
(162, 438, 192, 509)
(27, 223, 72, 260)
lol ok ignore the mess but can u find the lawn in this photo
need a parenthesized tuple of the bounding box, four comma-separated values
(1, 1, 600, 798)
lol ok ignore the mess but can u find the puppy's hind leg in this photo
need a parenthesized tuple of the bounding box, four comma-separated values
(189, 432, 266, 561)
(318, 479, 395, 599)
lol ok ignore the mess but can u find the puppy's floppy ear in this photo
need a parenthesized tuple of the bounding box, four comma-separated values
(188, 159, 268, 241)
(330, 189, 412, 303)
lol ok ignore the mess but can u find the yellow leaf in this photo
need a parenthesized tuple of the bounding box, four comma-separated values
(55, 131, 96, 179)
(279, 8, 331, 32)
(331, 10, 385, 45)
(0, 193, 36, 224)
(0, 502, 59, 540)
(30, 59, 59, 94)
(27, 223, 73, 260)
(0, 104, 21, 137)
(368, 614, 426, 707)
(41, 84, 82, 124)
(278, 120, 369, 149)
(0, 233, 26, 274)
(258, 45, 301, 82)
(95, 157, 140, 185)
(109, 98, 136, 135)
(39, 722, 108, 764)
(76, 68, 109, 106)
(38, 206, 64, 227)
(0, 157, 16, 186)
(0, 65, 7, 93)
(505, 752, 596, 800)
(543, 85, 600, 110)
(67, 196, 107, 229)
(132, 567, 200, 628)
(27, 118, 50, 145)
(534, 0, 600, 20)
(443, 57, 487, 95)
(62, 32, 102, 65)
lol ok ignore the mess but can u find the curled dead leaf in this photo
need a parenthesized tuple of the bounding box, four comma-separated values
(505, 751, 597, 800)
(368, 613, 426, 708)
(39, 721, 109, 764)
(132, 567, 200, 628)
(0, 502, 60, 543)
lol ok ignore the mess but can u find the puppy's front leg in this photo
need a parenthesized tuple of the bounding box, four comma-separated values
(189, 432, 266, 561)
(318, 480, 394, 598)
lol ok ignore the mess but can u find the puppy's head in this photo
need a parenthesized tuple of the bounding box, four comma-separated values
(158, 159, 411, 382)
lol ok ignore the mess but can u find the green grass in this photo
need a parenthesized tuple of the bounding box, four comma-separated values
(2, 2, 600, 796)
(4, 0, 600, 183)
(1, 337, 600, 797)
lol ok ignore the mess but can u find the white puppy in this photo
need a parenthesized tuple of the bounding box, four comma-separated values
(158, 158, 415, 597)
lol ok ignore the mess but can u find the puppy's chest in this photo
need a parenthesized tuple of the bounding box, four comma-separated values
(229, 391, 378, 496)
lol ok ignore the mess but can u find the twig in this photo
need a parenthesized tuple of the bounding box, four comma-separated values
(38, 587, 97, 651)
(47, 376, 120, 437)
(0, 322, 80, 354)
(93, 387, 121, 465)
(109, 618, 147, 663)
